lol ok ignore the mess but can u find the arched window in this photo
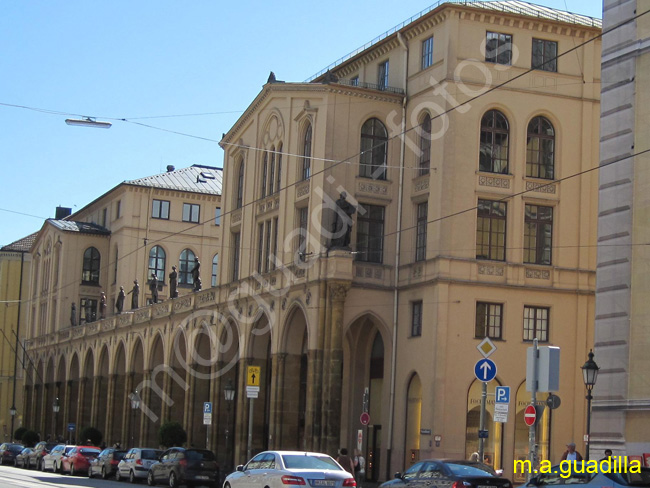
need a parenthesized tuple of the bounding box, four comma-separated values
(269, 146, 276, 194)
(82, 247, 100, 284)
(261, 151, 268, 198)
(526, 116, 555, 179)
(148, 246, 166, 282)
(479, 110, 509, 174)
(211, 254, 219, 287)
(302, 124, 312, 181)
(236, 158, 244, 209)
(179, 249, 196, 285)
(466, 379, 504, 470)
(419, 113, 432, 176)
(360, 118, 388, 180)
(276, 143, 283, 192)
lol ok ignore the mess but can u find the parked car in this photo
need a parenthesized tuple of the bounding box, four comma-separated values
(526, 464, 650, 488)
(224, 450, 354, 488)
(88, 447, 127, 479)
(379, 460, 512, 488)
(27, 441, 60, 470)
(0, 443, 25, 466)
(116, 447, 162, 483)
(14, 447, 33, 468)
(42, 444, 75, 472)
(62, 445, 101, 475)
(148, 447, 219, 487)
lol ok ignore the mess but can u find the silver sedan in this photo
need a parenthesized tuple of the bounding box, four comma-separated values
(225, 451, 357, 488)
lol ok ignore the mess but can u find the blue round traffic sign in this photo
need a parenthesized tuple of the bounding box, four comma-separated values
(474, 358, 497, 382)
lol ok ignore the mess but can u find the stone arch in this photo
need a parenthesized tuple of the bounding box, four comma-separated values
(108, 341, 127, 445)
(216, 316, 241, 471)
(167, 328, 188, 426)
(188, 319, 216, 444)
(404, 373, 423, 469)
(129, 337, 145, 445)
(466, 378, 503, 470)
(145, 332, 166, 447)
(247, 312, 273, 453)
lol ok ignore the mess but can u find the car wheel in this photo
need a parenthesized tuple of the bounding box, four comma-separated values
(130, 470, 138, 483)
(70, 463, 76, 476)
(116, 468, 123, 482)
(148, 471, 156, 486)
(39, 459, 43, 471)
(169, 471, 178, 488)
(101, 466, 107, 479)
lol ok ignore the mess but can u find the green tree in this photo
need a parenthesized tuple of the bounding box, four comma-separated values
(158, 421, 187, 448)
(21, 430, 39, 447)
(80, 426, 103, 446)
(13, 426, 28, 441)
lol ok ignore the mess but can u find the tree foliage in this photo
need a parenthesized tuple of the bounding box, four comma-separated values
(158, 421, 187, 448)
(21, 430, 39, 447)
(80, 426, 103, 446)
(13, 426, 28, 441)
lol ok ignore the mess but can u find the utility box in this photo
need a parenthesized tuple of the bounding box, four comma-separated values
(526, 346, 560, 392)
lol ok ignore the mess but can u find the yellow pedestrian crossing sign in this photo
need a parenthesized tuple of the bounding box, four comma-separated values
(247, 366, 261, 386)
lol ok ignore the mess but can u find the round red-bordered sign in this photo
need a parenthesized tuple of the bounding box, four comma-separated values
(360, 412, 370, 426)
(524, 405, 537, 426)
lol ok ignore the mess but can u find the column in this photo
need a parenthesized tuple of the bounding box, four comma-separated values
(123, 373, 134, 446)
(104, 374, 117, 445)
(39, 383, 48, 438)
(140, 370, 152, 446)
(63, 380, 72, 441)
(210, 362, 223, 453)
(90, 376, 102, 428)
(183, 363, 197, 446)
(76, 378, 87, 442)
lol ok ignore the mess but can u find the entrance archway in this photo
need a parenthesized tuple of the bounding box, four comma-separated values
(465, 379, 503, 470)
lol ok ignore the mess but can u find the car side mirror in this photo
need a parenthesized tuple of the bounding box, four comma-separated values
(237, 465, 245, 472)
(394, 472, 403, 480)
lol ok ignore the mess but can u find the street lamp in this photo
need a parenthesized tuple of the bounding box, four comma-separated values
(53, 398, 60, 442)
(129, 390, 141, 447)
(224, 380, 235, 474)
(9, 406, 16, 442)
(581, 349, 599, 461)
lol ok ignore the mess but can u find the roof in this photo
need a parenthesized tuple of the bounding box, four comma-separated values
(306, 0, 601, 81)
(1, 232, 38, 252)
(47, 220, 111, 236)
(124, 164, 222, 195)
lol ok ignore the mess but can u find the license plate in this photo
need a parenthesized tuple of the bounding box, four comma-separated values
(313, 481, 336, 486)
(196, 475, 209, 480)
(478, 485, 497, 488)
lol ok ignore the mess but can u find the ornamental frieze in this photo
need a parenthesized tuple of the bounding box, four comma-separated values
(478, 175, 510, 189)
(232, 209, 242, 224)
(173, 296, 192, 312)
(296, 181, 310, 198)
(414, 177, 430, 193)
(525, 268, 551, 279)
(153, 302, 170, 317)
(197, 290, 216, 306)
(72, 327, 84, 339)
(358, 181, 389, 195)
(134, 308, 151, 323)
(478, 264, 505, 276)
(117, 314, 132, 328)
(525, 181, 556, 194)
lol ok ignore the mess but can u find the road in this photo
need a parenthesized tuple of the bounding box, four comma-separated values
(0, 464, 126, 487)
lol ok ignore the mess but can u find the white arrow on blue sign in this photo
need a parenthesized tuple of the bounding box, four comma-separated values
(495, 386, 510, 403)
(474, 358, 497, 382)
(204, 402, 212, 414)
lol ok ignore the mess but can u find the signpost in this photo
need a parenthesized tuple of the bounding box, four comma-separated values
(474, 338, 497, 464)
(494, 386, 510, 423)
(203, 402, 212, 449)
(360, 412, 370, 426)
(524, 404, 537, 426)
(474, 358, 497, 382)
(246, 366, 261, 461)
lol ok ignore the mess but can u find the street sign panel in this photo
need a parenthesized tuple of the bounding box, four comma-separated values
(495, 386, 510, 404)
(524, 404, 537, 426)
(247, 366, 261, 387)
(360, 412, 370, 426)
(246, 386, 260, 399)
(474, 358, 497, 382)
(204, 402, 212, 414)
(203, 402, 213, 425)
(494, 403, 509, 423)
(67, 423, 75, 432)
(477, 337, 497, 358)
(478, 429, 489, 439)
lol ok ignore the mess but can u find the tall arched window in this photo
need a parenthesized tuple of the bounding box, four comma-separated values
(302, 124, 312, 181)
(148, 246, 166, 282)
(269, 147, 276, 194)
(479, 110, 509, 174)
(360, 118, 388, 180)
(276, 143, 283, 192)
(261, 152, 268, 198)
(211, 254, 219, 287)
(179, 249, 196, 285)
(526, 116, 555, 179)
(236, 158, 244, 209)
(82, 247, 100, 284)
(419, 113, 432, 176)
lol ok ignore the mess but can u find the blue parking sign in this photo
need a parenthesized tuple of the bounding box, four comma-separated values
(204, 402, 212, 414)
(495, 386, 510, 404)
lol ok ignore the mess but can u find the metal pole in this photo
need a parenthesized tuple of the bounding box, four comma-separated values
(247, 398, 254, 461)
(527, 338, 538, 481)
(586, 391, 592, 462)
(207, 424, 209, 450)
(478, 381, 487, 462)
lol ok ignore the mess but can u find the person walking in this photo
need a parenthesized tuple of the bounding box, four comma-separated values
(560, 442, 583, 462)
(337, 448, 355, 476)
(353, 449, 365, 487)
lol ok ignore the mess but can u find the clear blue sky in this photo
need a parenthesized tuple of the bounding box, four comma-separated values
(0, 0, 601, 247)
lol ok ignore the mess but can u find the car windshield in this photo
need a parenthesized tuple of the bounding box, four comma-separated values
(282, 454, 342, 470)
(80, 448, 101, 456)
(9, 445, 24, 453)
(114, 451, 127, 460)
(45, 443, 58, 450)
(617, 469, 650, 486)
(186, 450, 216, 461)
(141, 450, 162, 460)
(64, 446, 75, 454)
(446, 463, 496, 477)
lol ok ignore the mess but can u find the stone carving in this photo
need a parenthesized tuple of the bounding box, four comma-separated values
(173, 296, 192, 312)
(478, 175, 510, 189)
(412, 265, 423, 278)
(478, 264, 505, 276)
(414, 178, 430, 193)
(296, 181, 310, 198)
(232, 210, 242, 223)
(197, 290, 215, 306)
(526, 268, 551, 279)
(526, 181, 556, 194)
(153, 303, 169, 318)
(358, 181, 389, 195)
(135, 308, 150, 323)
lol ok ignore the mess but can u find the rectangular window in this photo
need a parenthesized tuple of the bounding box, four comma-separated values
(261, 153, 268, 198)
(116, 200, 122, 219)
(476, 199, 507, 261)
(101, 208, 107, 227)
(80, 298, 98, 324)
(215, 207, 221, 225)
(486, 31, 513, 65)
(356, 204, 385, 263)
(152, 199, 170, 220)
(415, 202, 428, 262)
(298, 207, 309, 262)
(532, 38, 558, 72)
(378, 60, 389, 89)
(421, 36, 434, 69)
(475, 302, 503, 339)
(182, 203, 200, 223)
(232, 232, 241, 281)
(257, 223, 264, 274)
(524, 204, 553, 265)
(350, 76, 359, 86)
(269, 152, 276, 194)
(523, 306, 549, 342)
(411, 301, 423, 337)
(272, 217, 279, 271)
(264, 220, 272, 273)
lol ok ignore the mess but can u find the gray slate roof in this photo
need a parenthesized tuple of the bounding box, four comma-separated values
(125, 164, 222, 195)
(1, 232, 38, 252)
(47, 220, 111, 236)
(467, 0, 601, 28)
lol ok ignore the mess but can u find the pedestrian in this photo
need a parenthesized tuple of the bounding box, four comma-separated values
(600, 449, 613, 461)
(560, 442, 583, 462)
(337, 448, 355, 476)
(353, 449, 365, 486)
(469, 452, 480, 462)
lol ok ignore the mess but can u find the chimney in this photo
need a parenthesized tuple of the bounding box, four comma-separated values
(166, 165, 175, 172)
(55, 206, 72, 220)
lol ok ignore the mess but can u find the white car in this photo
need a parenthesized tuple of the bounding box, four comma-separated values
(225, 451, 356, 488)
(42, 444, 74, 473)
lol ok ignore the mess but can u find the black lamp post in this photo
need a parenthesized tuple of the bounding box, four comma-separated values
(53, 398, 60, 441)
(129, 390, 141, 447)
(224, 379, 235, 474)
(581, 349, 599, 462)
(9, 406, 16, 442)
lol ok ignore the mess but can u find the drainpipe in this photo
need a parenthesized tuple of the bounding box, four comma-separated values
(387, 31, 408, 480)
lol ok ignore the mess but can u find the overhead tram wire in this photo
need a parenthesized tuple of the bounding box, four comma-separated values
(4, 9, 648, 311)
